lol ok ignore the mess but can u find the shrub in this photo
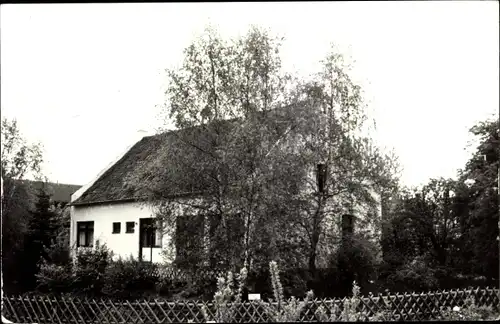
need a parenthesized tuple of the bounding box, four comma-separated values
(43, 233, 72, 267)
(35, 261, 74, 294)
(175, 267, 221, 300)
(259, 261, 314, 322)
(437, 296, 499, 321)
(155, 264, 191, 297)
(278, 267, 310, 299)
(201, 266, 248, 323)
(246, 268, 273, 300)
(247, 266, 310, 301)
(72, 243, 112, 296)
(103, 256, 160, 299)
(385, 255, 438, 292)
(156, 277, 187, 298)
(315, 281, 370, 322)
(326, 235, 379, 296)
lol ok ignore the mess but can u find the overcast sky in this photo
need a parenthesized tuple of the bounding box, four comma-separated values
(1, 2, 498, 188)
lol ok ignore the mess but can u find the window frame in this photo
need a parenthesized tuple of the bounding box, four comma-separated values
(140, 218, 162, 248)
(77, 221, 94, 247)
(126, 221, 135, 233)
(112, 222, 121, 234)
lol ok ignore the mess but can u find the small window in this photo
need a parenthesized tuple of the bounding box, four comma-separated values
(126, 221, 135, 233)
(342, 214, 355, 237)
(317, 163, 328, 193)
(112, 222, 121, 234)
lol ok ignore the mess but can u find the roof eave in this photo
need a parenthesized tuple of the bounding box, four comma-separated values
(70, 190, 207, 207)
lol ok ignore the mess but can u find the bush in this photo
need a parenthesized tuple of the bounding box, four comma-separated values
(384, 255, 439, 292)
(173, 267, 221, 300)
(437, 296, 499, 321)
(315, 281, 374, 322)
(155, 266, 189, 298)
(36, 261, 74, 294)
(43, 233, 71, 266)
(322, 235, 379, 297)
(260, 261, 314, 322)
(201, 266, 248, 323)
(247, 267, 310, 301)
(72, 243, 112, 296)
(103, 256, 160, 299)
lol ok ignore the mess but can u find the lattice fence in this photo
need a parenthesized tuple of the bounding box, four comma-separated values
(2, 287, 498, 323)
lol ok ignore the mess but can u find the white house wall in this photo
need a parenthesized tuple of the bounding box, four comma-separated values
(70, 202, 171, 263)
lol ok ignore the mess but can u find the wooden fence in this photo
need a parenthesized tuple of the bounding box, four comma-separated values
(2, 287, 498, 323)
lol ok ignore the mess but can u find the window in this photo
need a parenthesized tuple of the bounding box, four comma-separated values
(341, 214, 355, 238)
(208, 213, 245, 267)
(140, 218, 162, 248)
(112, 222, 121, 234)
(175, 215, 205, 262)
(316, 163, 328, 193)
(175, 213, 245, 267)
(126, 221, 135, 233)
(77, 221, 94, 247)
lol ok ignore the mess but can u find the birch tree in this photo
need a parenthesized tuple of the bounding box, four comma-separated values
(1, 117, 44, 293)
(127, 28, 399, 277)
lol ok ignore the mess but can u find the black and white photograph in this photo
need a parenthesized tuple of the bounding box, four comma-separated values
(1, 1, 499, 323)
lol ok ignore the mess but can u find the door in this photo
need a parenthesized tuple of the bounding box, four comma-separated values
(139, 218, 154, 261)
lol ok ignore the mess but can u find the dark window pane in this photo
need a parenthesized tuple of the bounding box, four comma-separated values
(175, 214, 205, 264)
(77, 221, 94, 247)
(342, 214, 355, 237)
(140, 218, 156, 247)
(112, 222, 121, 234)
(126, 222, 135, 233)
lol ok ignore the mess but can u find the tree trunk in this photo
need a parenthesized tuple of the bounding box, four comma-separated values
(309, 231, 320, 274)
(308, 198, 323, 275)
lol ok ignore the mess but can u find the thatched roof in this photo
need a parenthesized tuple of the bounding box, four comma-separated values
(72, 134, 172, 206)
(71, 102, 312, 207)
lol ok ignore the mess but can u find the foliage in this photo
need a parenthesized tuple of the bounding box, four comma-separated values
(21, 190, 59, 290)
(201, 266, 248, 323)
(384, 255, 439, 292)
(260, 261, 314, 322)
(381, 178, 460, 270)
(455, 118, 499, 279)
(155, 276, 188, 298)
(126, 24, 398, 282)
(315, 281, 369, 322)
(34, 204, 72, 295)
(139, 25, 302, 277)
(35, 261, 74, 294)
(367, 300, 396, 322)
(437, 296, 498, 321)
(381, 117, 498, 291)
(43, 218, 72, 266)
(1, 117, 43, 182)
(72, 243, 112, 296)
(102, 256, 160, 299)
(1, 117, 44, 294)
(328, 234, 379, 296)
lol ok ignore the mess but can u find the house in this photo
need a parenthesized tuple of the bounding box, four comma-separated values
(70, 135, 176, 263)
(70, 104, 383, 265)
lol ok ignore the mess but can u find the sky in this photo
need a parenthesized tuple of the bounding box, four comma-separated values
(1, 2, 498, 188)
